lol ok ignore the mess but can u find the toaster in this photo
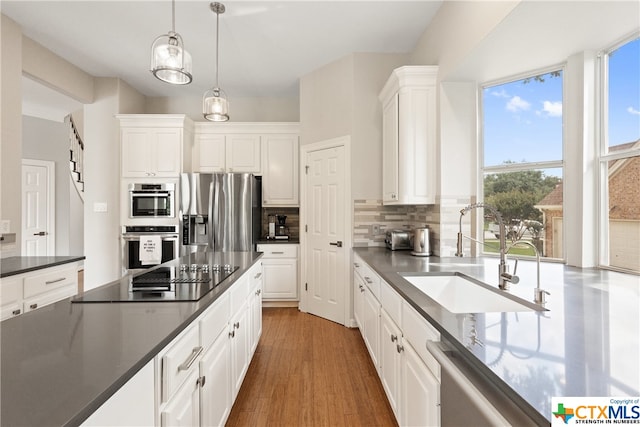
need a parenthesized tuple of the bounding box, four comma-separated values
(385, 229, 412, 251)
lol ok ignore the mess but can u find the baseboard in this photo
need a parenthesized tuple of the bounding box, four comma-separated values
(262, 301, 299, 308)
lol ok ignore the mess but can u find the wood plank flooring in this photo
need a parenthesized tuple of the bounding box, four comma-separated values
(226, 307, 398, 427)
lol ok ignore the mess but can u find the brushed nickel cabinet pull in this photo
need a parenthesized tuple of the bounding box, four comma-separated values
(45, 277, 66, 285)
(178, 346, 203, 371)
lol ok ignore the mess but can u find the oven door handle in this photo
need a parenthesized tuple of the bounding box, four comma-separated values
(122, 234, 179, 241)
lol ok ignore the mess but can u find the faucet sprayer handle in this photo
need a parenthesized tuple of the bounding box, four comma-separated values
(455, 232, 464, 257)
(512, 259, 518, 276)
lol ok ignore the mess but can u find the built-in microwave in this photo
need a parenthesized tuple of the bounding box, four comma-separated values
(129, 183, 175, 218)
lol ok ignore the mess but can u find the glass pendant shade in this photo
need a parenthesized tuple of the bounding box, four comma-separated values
(203, 88, 229, 122)
(150, 32, 193, 85)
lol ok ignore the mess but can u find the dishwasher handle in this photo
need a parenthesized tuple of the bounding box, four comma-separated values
(426, 340, 511, 426)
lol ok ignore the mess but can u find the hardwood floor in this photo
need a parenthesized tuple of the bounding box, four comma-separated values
(226, 307, 397, 427)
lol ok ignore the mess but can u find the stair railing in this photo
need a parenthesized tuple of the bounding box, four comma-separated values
(66, 114, 85, 200)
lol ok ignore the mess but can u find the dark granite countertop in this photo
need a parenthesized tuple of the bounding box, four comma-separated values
(354, 248, 640, 424)
(0, 251, 262, 427)
(1, 256, 85, 278)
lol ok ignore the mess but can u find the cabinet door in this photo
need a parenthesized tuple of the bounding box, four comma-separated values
(382, 93, 399, 204)
(262, 134, 299, 206)
(401, 340, 440, 427)
(121, 128, 152, 177)
(353, 272, 365, 329)
(226, 134, 261, 173)
(0, 277, 23, 320)
(154, 128, 183, 177)
(230, 302, 250, 400)
(195, 134, 226, 172)
(262, 258, 298, 299)
(363, 286, 381, 372)
(380, 310, 402, 421)
(200, 330, 232, 427)
(161, 369, 201, 427)
(23, 284, 76, 313)
(249, 265, 263, 355)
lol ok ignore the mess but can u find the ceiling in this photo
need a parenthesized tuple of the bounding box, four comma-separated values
(2, 0, 442, 115)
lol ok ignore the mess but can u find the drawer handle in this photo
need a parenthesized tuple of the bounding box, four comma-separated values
(364, 277, 373, 284)
(234, 322, 240, 329)
(271, 251, 284, 255)
(45, 277, 66, 285)
(30, 303, 38, 310)
(396, 344, 404, 354)
(12, 309, 21, 316)
(178, 346, 203, 371)
(391, 334, 398, 343)
(255, 289, 262, 296)
(229, 330, 235, 338)
(354, 263, 360, 267)
(254, 272, 262, 279)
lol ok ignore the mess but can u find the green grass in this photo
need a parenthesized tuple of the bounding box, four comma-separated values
(483, 240, 537, 256)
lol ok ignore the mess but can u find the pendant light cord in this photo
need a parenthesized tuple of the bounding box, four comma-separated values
(171, 0, 176, 33)
(215, 7, 220, 88)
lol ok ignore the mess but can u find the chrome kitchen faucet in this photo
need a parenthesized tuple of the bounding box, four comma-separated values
(455, 203, 519, 290)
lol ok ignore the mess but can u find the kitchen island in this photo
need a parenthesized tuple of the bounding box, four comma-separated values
(1, 255, 84, 278)
(354, 247, 640, 424)
(0, 251, 262, 427)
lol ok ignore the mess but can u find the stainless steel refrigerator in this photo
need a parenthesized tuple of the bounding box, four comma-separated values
(180, 173, 261, 254)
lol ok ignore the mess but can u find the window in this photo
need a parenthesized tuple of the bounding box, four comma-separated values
(600, 35, 640, 273)
(481, 69, 564, 260)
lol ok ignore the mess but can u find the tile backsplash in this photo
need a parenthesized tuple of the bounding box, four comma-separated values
(261, 207, 300, 241)
(353, 199, 438, 249)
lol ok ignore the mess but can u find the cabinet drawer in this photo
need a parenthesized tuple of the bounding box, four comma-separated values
(199, 293, 230, 351)
(0, 277, 23, 307)
(256, 244, 297, 258)
(402, 301, 440, 380)
(353, 255, 365, 280)
(361, 264, 381, 300)
(23, 284, 76, 313)
(380, 279, 402, 327)
(23, 266, 77, 298)
(161, 325, 202, 403)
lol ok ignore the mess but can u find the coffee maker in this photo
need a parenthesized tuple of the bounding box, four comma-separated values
(267, 215, 290, 240)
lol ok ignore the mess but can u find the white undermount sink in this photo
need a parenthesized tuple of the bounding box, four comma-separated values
(402, 274, 542, 313)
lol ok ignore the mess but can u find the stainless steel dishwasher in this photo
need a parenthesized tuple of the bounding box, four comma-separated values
(426, 340, 549, 427)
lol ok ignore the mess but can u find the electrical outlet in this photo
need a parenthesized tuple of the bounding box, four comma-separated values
(372, 224, 381, 235)
(93, 202, 108, 213)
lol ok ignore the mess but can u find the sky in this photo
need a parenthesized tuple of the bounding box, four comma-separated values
(483, 37, 640, 171)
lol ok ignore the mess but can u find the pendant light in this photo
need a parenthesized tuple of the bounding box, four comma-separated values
(150, 0, 193, 85)
(203, 2, 229, 122)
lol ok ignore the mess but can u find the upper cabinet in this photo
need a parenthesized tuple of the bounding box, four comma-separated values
(193, 123, 300, 206)
(379, 66, 438, 205)
(118, 115, 193, 178)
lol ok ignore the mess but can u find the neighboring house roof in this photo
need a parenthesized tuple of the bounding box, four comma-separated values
(535, 182, 563, 209)
(535, 139, 639, 212)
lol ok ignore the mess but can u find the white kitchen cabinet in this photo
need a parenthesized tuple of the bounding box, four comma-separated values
(229, 301, 250, 400)
(363, 283, 381, 372)
(256, 244, 298, 300)
(379, 66, 438, 205)
(1, 262, 80, 320)
(194, 134, 226, 172)
(199, 329, 232, 427)
(193, 132, 261, 173)
(262, 134, 299, 206)
(380, 309, 402, 421)
(0, 277, 23, 320)
(401, 340, 440, 427)
(118, 115, 193, 178)
(249, 262, 263, 354)
(161, 369, 201, 427)
(353, 270, 365, 328)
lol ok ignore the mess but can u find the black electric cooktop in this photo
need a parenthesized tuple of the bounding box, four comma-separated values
(72, 263, 239, 303)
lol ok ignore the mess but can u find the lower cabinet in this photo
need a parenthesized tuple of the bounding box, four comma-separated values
(353, 253, 441, 427)
(230, 301, 250, 400)
(256, 244, 298, 300)
(249, 263, 263, 355)
(200, 329, 232, 426)
(401, 340, 440, 427)
(161, 369, 201, 427)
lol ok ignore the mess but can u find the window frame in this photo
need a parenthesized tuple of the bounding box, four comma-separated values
(597, 31, 640, 273)
(478, 64, 566, 261)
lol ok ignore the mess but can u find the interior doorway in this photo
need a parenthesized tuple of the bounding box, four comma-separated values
(21, 159, 55, 256)
(300, 136, 352, 326)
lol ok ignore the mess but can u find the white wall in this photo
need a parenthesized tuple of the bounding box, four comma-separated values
(145, 96, 299, 122)
(21, 115, 76, 255)
(83, 78, 145, 289)
(1, 15, 23, 257)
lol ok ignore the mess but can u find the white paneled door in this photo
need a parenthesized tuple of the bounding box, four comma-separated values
(21, 160, 54, 256)
(304, 144, 347, 325)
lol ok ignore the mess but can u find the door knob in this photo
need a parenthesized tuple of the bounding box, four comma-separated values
(329, 241, 343, 247)
(33, 231, 48, 236)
